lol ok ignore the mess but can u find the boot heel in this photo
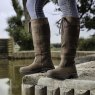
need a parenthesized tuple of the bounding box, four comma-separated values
(41, 67, 54, 73)
(69, 73, 78, 79)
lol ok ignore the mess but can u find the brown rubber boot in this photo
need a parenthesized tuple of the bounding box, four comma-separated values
(20, 18, 54, 75)
(47, 17, 80, 80)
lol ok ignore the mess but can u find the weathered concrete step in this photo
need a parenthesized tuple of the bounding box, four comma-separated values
(22, 84, 95, 95)
(22, 61, 95, 95)
(23, 73, 95, 90)
(23, 61, 95, 84)
(22, 73, 95, 95)
(38, 78, 95, 90)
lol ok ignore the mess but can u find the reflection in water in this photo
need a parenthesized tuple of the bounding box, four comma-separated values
(0, 78, 10, 95)
(0, 58, 34, 95)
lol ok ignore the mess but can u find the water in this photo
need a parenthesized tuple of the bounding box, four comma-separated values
(0, 78, 10, 95)
(0, 59, 30, 95)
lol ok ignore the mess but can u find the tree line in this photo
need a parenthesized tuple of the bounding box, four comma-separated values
(6, 0, 95, 51)
(51, 34, 95, 51)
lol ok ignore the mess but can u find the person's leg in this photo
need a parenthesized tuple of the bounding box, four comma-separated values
(58, 0, 79, 17)
(20, 0, 54, 75)
(47, 0, 80, 79)
(26, 0, 49, 20)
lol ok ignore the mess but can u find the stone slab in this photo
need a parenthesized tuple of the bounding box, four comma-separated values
(22, 61, 95, 90)
(38, 78, 95, 90)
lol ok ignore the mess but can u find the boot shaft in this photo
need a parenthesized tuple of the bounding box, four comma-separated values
(46, 17, 79, 80)
(60, 17, 80, 67)
(61, 17, 80, 51)
(19, 18, 54, 75)
(31, 18, 51, 56)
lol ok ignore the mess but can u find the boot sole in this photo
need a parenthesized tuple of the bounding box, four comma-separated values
(20, 67, 54, 75)
(48, 73, 78, 80)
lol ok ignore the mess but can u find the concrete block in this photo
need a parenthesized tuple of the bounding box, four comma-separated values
(75, 90, 90, 95)
(38, 78, 95, 90)
(22, 84, 35, 95)
(47, 87, 60, 95)
(23, 73, 47, 85)
(90, 90, 95, 95)
(60, 88, 74, 95)
(35, 85, 47, 95)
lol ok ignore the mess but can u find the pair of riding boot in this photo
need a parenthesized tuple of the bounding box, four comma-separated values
(20, 17, 80, 80)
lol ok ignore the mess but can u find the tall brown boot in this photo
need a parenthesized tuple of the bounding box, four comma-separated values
(20, 18, 54, 75)
(47, 17, 80, 80)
